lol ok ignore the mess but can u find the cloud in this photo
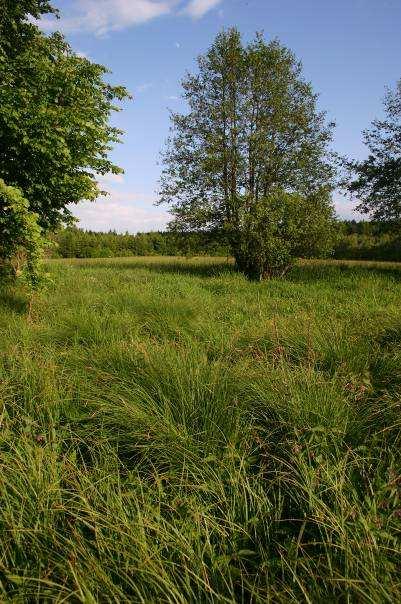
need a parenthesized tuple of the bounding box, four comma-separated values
(37, 0, 223, 35)
(73, 195, 365, 233)
(38, 0, 174, 36)
(183, 0, 223, 19)
(70, 188, 169, 233)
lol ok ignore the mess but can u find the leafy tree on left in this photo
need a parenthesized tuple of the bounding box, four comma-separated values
(0, 0, 130, 230)
(0, 0, 130, 291)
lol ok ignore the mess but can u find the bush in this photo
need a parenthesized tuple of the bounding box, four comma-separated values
(234, 189, 336, 280)
(0, 179, 47, 291)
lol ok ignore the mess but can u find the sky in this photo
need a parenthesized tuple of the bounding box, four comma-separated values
(38, 0, 401, 232)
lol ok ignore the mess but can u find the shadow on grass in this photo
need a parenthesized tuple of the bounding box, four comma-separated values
(0, 289, 28, 315)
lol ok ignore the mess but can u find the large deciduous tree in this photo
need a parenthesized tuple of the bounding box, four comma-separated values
(0, 0, 130, 231)
(159, 29, 335, 279)
(0, 0, 130, 292)
(346, 80, 401, 222)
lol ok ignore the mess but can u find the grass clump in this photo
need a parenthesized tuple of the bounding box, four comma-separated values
(1, 256, 401, 602)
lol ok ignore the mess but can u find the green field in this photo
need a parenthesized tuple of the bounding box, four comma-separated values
(1, 257, 401, 602)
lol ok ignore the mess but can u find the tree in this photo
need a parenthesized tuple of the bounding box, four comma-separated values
(0, 0, 130, 231)
(0, 0, 57, 54)
(158, 29, 335, 279)
(346, 80, 401, 222)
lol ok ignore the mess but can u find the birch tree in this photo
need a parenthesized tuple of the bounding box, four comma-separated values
(159, 29, 335, 279)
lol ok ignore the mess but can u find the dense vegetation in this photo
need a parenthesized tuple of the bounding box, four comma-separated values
(50, 222, 401, 262)
(335, 221, 401, 261)
(0, 179, 46, 290)
(1, 257, 400, 601)
(51, 227, 230, 258)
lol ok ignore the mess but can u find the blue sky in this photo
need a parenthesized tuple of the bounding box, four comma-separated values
(39, 0, 401, 232)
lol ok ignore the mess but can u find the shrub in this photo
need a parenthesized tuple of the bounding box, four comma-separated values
(0, 179, 47, 291)
(234, 189, 336, 280)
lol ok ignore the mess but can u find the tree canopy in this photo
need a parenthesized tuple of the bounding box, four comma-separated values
(346, 80, 401, 222)
(159, 29, 336, 279)
(0, 0, 130, 231)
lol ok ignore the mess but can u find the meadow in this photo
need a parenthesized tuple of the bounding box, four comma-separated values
(1, 256, 401, 602)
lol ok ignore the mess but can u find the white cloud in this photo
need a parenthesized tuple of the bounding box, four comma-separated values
(183, 0, 223, 19)
(37, 0, 223, 34)
(38, 0, 174, 36)
(70, 189, 169, 233)
(74, 185, 362, 232)
(73, 195, 365, 233)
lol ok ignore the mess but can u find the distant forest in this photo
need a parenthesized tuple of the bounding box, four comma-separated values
(51, 221, 401, 262)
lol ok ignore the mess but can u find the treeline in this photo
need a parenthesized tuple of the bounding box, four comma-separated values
(51, 228, 230, 258)
(51, 222, 401, 262)
(335, 221, 401, 261)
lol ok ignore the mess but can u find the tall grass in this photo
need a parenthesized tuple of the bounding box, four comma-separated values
(1, 257, 400, 602)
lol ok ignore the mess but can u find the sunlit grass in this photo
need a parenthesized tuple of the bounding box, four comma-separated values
(1, 257, 401, 601)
